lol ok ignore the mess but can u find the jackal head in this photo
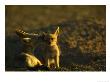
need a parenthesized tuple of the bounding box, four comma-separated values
(42, 27, 60, 46)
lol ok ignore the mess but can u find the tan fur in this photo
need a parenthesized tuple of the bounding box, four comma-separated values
(16, 29, 43, 68)
(15, 27, 60, 69)
(21, 53, 42, 68)
(42, 27, 60, 69)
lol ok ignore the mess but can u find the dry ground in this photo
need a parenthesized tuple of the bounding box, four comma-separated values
(5, 5, 106, 71)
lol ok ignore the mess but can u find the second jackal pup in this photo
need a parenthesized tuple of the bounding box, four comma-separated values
(16, 29, 49, 71)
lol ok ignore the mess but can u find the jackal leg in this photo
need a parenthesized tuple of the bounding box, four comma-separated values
(45, 57, 50, 68)
(48, 59, 51, 68)
(55, 56, 60, 69)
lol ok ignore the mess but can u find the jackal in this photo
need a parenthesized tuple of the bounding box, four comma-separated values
(15, 29, 49, 71)
(37, 27, 60, 69)
(16, 27, 60, 69)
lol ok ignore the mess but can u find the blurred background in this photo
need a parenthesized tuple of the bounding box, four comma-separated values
(5, 5, 106, 71)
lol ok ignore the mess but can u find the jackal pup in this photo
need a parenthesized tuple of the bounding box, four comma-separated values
(41, 27, 60, 69)
(16, 29, 50, 71)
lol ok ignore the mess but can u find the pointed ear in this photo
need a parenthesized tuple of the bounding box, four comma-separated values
(54, 27, 59, 36)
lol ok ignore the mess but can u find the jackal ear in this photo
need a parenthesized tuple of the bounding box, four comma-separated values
(39, 32, 47, 40)
(54, 27, 59, 36)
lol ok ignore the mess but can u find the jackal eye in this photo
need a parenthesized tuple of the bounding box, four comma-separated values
(50, 38, 54, 40)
